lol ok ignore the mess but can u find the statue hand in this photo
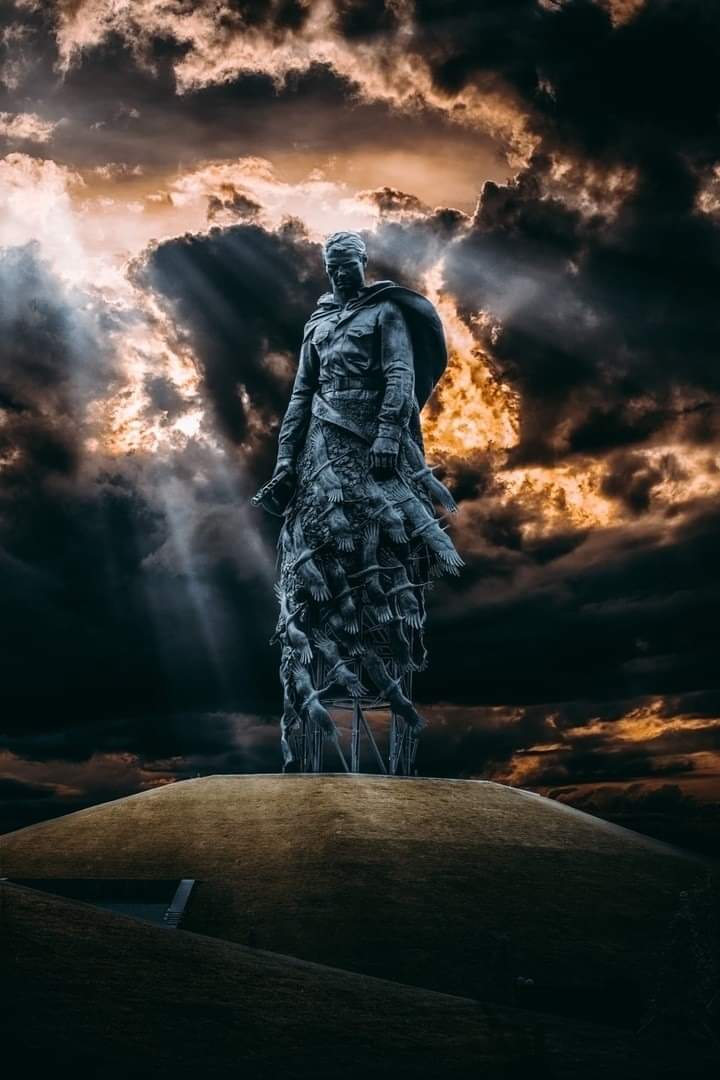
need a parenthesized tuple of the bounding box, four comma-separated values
(272, 458, 295, 485)
(369, 437, 399, 476)
(251, 458, 296, 513)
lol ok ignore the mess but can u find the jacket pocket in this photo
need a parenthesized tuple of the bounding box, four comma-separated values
(346, 322, 375, 340)
(313, 322, 334, 345)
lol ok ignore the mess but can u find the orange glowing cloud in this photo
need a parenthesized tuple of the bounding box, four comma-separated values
(422, 264, 520, 460)
(564, 700, 720, 745)
(600, 0, 647, 26)
(0, 110, 59, 143)
(85, 289, 206, 458)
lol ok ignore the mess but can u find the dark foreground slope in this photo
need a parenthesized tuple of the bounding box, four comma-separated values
(0, 774, 711, 1022)
(1, 882, 712, 1080)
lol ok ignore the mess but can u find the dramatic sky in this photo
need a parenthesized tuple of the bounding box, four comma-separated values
(2, 0, 720, 838)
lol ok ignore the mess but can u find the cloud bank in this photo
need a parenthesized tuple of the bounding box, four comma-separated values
(1, 1, 719, 837)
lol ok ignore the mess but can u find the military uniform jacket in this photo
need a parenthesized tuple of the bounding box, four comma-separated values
(276, 293, 417, 463)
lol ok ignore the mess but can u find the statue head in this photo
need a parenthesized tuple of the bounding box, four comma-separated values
(323, 231, 368, 301)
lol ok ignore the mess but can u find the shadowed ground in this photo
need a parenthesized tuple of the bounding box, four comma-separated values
(1, 774, 713, 1026)
(1, 882, 714, 1080)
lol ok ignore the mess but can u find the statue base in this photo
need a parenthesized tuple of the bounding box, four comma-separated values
(286, 629, 420, 775)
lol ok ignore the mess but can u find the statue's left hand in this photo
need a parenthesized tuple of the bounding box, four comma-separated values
(369, 436, 399, 476)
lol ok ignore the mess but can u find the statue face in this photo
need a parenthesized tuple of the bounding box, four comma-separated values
(324, 251, 367, 299)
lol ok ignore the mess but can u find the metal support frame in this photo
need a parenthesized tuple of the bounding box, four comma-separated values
(288, 615, 420, 776)
(292, 695, 418, 776)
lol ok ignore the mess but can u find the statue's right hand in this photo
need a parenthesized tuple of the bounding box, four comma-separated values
(251, 459, 296, 512)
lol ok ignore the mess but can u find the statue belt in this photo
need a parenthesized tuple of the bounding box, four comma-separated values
(319, 375, 382, 391)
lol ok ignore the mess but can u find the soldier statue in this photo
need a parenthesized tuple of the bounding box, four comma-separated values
(253, 231, 462, 769)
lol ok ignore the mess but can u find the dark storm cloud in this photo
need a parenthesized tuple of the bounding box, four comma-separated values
(0, 710, 276, 766)
(444, 156, 720, 466)
(0, 711, 283, 833)
(415, 704, 553, 779)
(334, 0, 399, 39)
(359, 186, 429, 217)
(0, 3, 502, 187)
(600, 451, 682, 516)
(45, 0, 720, 473)
(4, 0, 720, 836)
(0, 244, 280, 771)
(410, 692, 711, 794)
(425, 1, 720, 464)
(549, 782, 720, 858)
(0, 7, 319, 169)
(422, 498, 720, 709)
(406, 0, 720, 166)
(0, 777, 55, 801)
(0, 221, 374, 794)
(0, 777, 60, 834)
(552, 783, 701, 817)
(143, 374, 190, 420)
(658, 690, 720, 721)
(207, 188, 263, 222)
(511, 749, 695, 788)
(363, 205, 470, 289)
(137, 220, 326, 472)
(0, 243, 118, 415)
(0, 246, 158, 731)
(382, 1, 720, 748)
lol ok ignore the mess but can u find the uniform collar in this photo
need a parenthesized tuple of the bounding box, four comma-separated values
(304, 281, 397, 337)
